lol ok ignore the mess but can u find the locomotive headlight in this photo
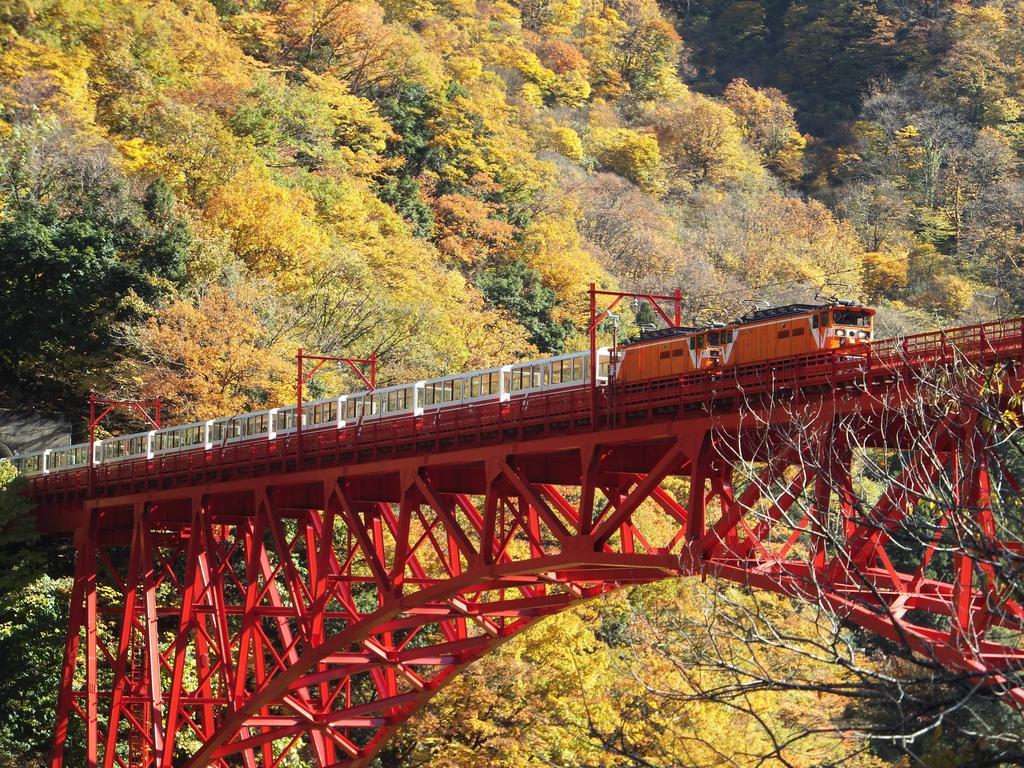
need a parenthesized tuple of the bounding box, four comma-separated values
(858, 331, 869, 339)
(835, 329, 846, 337)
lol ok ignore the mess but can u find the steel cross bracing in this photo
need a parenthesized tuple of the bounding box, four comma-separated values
(27, 318, 1024, 768)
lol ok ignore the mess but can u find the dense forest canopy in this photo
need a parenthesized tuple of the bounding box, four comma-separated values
(3, 0, 1024, 766)
(6, 0, 1018, 423)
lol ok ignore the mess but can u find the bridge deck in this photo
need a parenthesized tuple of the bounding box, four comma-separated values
(28, 315, 1024, 526)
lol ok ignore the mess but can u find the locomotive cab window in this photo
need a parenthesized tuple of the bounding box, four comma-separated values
(708, 332, 720, 346)
(833, 309, 871, 327)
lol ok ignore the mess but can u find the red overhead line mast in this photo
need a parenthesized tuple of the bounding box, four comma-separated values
(587, 283, 683, 423)
(295, 349, 376, 462)
(87, 392, 162, 497)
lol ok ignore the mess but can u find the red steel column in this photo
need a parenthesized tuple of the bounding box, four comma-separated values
(139, 509, 166, 763)
(589, 282, 597, 429)
(88, 392, 96, 498)
(296, 349, 304, 464)
(161, 497, 204, 768)
(85, 515, 99, 768)
(101, 505, 146, 768)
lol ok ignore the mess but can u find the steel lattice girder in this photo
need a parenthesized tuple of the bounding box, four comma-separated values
(39, 352, 1024, 768)
(44, 396, 1024, 768)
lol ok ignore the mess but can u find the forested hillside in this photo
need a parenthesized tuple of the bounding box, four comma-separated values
(3, 0, 1024, 766)
(673, 0, 1024, 316)
(6, 0, 1020, 419)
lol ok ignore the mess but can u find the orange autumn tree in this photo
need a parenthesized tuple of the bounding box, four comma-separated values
(129, 285, 297, 422)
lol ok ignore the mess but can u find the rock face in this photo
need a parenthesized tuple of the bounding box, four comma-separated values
(0, 411, 70, 458)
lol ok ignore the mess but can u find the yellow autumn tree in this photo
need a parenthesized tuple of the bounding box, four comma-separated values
(204, 166, 330, 287)
(441, 282, 538, 370)
(862, 249, 910, 303)
(545, 123, 585, 161)
(639, 92, 763, 191)
(0, 37, 95, 125)
(699, 193, 865, 291)
(588, 126, 665, 195)
(303, 70, 398, 176)
(723, 78, 806, 182)
(276, 0, 435, 91)
(431, 193, 517, 267)
(516, 206, 606, 324)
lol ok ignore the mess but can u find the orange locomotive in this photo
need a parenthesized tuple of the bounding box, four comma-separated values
(614, 301, 876, 384)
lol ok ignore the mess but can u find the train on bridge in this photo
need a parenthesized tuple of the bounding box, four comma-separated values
(22, 295, 1024, 768)
(11, 300, 875, 478)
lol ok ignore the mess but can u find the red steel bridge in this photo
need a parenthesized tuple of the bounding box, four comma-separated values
(22, 309, 1024, 768)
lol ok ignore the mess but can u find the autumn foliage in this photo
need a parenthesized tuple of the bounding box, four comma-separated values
(3, 0, 1024, 765)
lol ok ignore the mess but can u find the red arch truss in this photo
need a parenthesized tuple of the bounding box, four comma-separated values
(30, 320, 1024, 768)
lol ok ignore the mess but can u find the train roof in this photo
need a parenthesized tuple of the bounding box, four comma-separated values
(622, 325, 701, 346)
(735, 300, 872, 324)
(737, 303, 823, 323)
(622, 301, 871, 347)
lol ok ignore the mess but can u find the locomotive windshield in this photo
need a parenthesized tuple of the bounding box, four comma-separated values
(832, 309, 871, 327)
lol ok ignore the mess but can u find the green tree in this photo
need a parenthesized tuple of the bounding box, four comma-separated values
(0, 463, 40, 595)
(0, 199, 186, 409)
(672, 0, 922, 133)
(0, 575, 74, 766)
(375, 174, 434, 237)
(371, 80, 442, 235)
(0, 464, 71, 767)
(611, 0, 683, 98)
(373, 80, 441, 176)
(479, 260, 573, 353)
